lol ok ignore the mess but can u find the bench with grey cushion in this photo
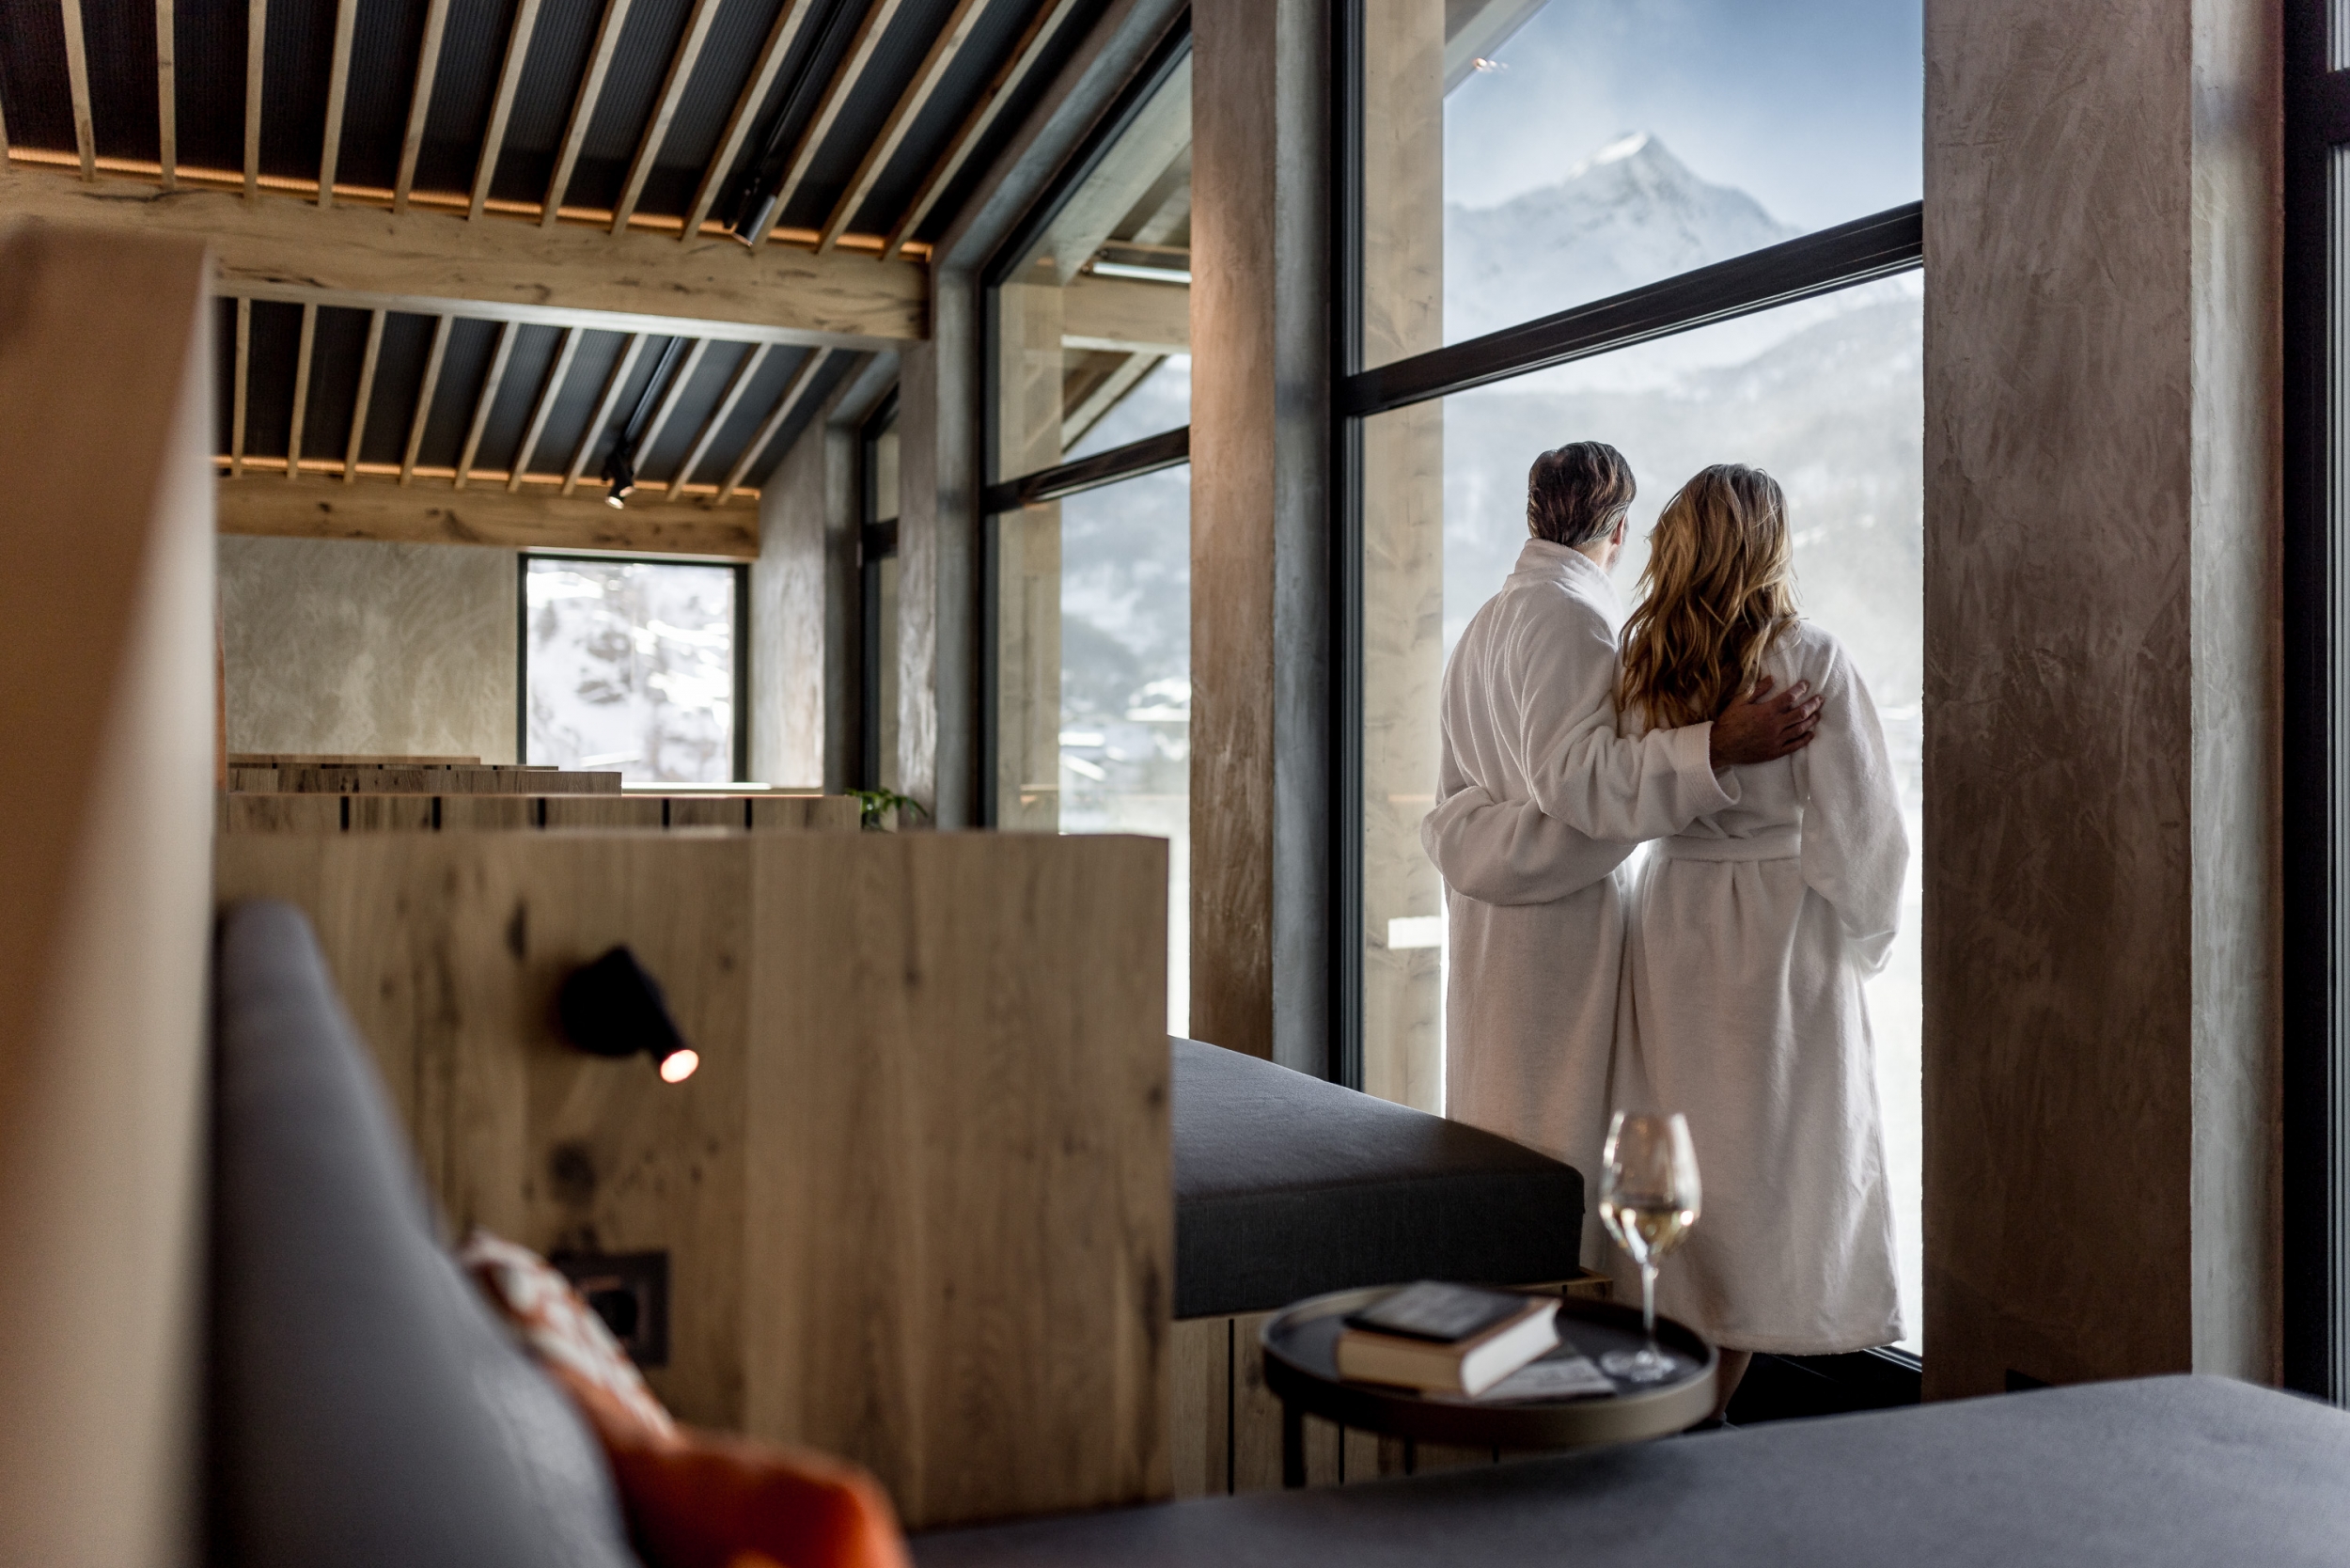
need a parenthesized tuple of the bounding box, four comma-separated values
(913, 1374, 2350, 1568)
(1170, 1037, 1584, 1317)
(210, 900, 645, 1568)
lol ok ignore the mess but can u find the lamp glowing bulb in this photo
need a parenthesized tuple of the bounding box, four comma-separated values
(659, 1048, 699, 1084)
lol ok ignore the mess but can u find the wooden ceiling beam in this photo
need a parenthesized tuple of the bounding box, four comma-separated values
(0, 167, 924, 346)
(469, 0, 544, 222)
(544, 0, 634, 227)
(883, 0, 1083, 261)
(61, 0, 95, 181)
(819, 0, 987, 255)
(564, 331, 648, 495)
(285, 300, 318, 481)
(230, 296, 251, 478)
(393, 0, 451, 213)
(400, 314, 454, 484)
(218, 474, 760, 559)
(344, 307, 386, 483)
(317, 0, 358, 208)
(666, 342, 770, 501)
(677, 0, 822, 243)
(715, 346, 830, 503)
(509, 326, 583, 492)
(452, 321, 519, 489)
(1058, 271, 1189, 354)
(154, 0, 176, 189)
(751, 0, 909, 250)
(243, 0, 266, 199)
(609, 0, 724, 235)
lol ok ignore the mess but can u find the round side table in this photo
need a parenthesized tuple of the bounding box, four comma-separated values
(1259, 1286, 1717, 1487)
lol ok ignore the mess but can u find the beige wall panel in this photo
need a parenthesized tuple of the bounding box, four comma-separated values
(745, 832, 1170, 1526)
(0, 225, 215, 1568)
(752, 403, 843, 790)
(1923, 0, 2279, 1394)
(220, 535, 516, 763)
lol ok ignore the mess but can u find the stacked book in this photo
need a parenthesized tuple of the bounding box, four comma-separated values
(1335, 1281, 1613, 1401)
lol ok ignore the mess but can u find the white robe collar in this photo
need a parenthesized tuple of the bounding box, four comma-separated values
(1507, 539, 1625, 632)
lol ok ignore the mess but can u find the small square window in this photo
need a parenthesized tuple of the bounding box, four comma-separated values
(523, 557, 743, 783)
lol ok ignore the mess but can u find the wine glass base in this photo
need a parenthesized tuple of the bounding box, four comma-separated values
(1600, 1345, 1677, 1384)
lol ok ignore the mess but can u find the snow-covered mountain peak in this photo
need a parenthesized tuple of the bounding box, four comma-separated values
(1445, 133, 1799, 342)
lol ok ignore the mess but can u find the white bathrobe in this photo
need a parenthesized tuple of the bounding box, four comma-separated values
(1420, 540, 1731, 1271)
(1613, 620, 1907, 1353)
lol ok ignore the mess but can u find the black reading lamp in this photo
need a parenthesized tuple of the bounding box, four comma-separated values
(558, 947, 699, 1083)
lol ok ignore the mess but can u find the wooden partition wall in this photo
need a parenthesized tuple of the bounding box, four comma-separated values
(0, 227, 216, 1567)
(216, 830, 1171, 1529)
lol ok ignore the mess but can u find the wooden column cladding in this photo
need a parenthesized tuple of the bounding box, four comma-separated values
(214, 831, 1174, 1529)
(1187, 0, 1331, 1070)
(0, 226, 217, 1566)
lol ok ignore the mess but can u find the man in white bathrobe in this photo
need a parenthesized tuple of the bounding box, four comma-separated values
(1419, 441, 1819, 1273)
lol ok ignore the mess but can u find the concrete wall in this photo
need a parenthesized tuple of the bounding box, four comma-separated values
(1922, 0, 2280, 1394)
(218, 536, 516, 761)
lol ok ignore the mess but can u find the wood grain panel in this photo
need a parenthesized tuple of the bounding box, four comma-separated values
(217, 475, 761, 558)
(1169, 1314, 1230, 1497)
(212, 831, 1170, 1524)
(744, 832, 1170, 1526)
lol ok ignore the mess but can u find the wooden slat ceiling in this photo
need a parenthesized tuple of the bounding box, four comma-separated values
(0, 0, 1104, 506)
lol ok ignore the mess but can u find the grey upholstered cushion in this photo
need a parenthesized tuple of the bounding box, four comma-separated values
(914, 1375, 2350, 1567)
(210, 899, 642, 1568)
(1170, 1037, 1583, 1317)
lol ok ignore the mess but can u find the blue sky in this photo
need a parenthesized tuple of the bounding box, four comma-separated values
(1444, 0, 1923, 228)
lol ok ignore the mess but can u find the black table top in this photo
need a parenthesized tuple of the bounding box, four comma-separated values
(1260, 1286, 1717, 1449)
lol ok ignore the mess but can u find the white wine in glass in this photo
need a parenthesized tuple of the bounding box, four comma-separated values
(1596, 1110, 1701, 1383)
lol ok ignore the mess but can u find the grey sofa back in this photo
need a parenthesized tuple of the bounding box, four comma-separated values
(209, 899, 641, 1568)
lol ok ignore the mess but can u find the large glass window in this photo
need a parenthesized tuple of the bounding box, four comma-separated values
(524, 557, 744, 783)
(1353, 0, 1923, 1347)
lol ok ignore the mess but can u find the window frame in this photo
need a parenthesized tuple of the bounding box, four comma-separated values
(515, 551, 752, 784)
(858, 389, 901, 792)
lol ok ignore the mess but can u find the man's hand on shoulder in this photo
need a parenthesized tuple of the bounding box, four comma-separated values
(1708, 675, 1822, 767)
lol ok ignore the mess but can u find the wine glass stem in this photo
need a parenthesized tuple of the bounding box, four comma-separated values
(1640, 1261, 1658, 1348)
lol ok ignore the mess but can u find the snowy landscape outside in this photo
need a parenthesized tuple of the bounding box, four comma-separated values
(525, 557, 739, 783)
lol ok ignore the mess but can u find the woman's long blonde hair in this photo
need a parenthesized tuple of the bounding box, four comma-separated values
(1618, 464, 1800, 729)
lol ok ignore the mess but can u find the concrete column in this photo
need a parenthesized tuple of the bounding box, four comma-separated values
(1923, 0, 2280, 1394)
(1357, 0, 1446, 1110)
(752, 386, 854, 790)
(1190, 0, 1330, 1070)
(897, 275, 981, 827)
(995, 278, 1065, 830)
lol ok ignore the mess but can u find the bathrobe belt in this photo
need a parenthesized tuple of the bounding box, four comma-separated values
(1654, 828, 1801, 863)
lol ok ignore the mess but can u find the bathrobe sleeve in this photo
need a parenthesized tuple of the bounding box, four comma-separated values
(1511, 599, 1738, 841)
(1793, 637, 1910, 977)
(1418, 785, 1633, 906)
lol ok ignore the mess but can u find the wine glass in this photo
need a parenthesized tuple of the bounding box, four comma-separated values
(1596, 1110, 1701, 1383)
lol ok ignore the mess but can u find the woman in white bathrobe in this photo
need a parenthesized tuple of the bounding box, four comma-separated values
(1611, 464, 1907, 1388)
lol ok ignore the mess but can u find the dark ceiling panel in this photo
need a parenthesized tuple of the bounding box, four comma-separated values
(740, 346, 859, 491)
(415, 316, 502, 468)
(484, 0, 609, 206)
(640, 338, 756, 483)
(358, 312, 446, 466)
(331, 0, 435, 192)
(916, 0, 1104, 244)
(573, 332, 678, 488)
(523, 327, 637, 477)
(697, 0, 866, 235)
(257, 0, 340, 180)
(82, 0, 163, 164)
(696, 342, 808, 483)
(622, 0, 812, 222)
(241, 299, 306, 462)
(170, 2, 249, 173)
(293, 305, 378, 467)
(212, 296, 242, 456)
(0, 3, 77, 154)
(556, 0, 696, 212)
(775, 0, 962, 233)
(462, 322, 566, 474)
(843, 0, 1039, 234)
(415, 0, 525, 196)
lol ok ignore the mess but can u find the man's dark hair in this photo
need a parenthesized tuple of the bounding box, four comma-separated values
(1527, 442, 1637, 548)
